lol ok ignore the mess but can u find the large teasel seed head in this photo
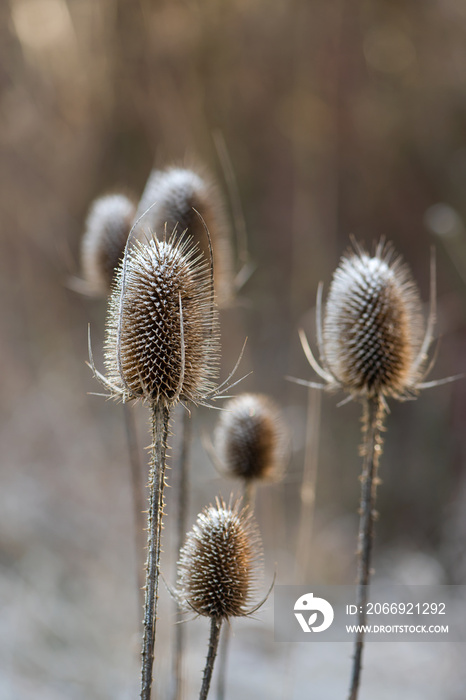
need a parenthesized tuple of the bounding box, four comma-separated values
(177, 499, 262, 619)
(322, 241, 425, 399)
(104, 234, 219, 406)
(214, 393, 287, 482)
(81, 194, 136, 296)
(136, 167, 233, 306)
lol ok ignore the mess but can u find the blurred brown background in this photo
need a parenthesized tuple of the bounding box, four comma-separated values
(2, 0, 466, 698)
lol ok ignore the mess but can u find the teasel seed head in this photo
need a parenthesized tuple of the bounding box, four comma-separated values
(214, 393, 287, 483)
(81, 194, 136, 296)
(104, 233, 220, 406)
(136, 167, 233, 306)
(322, 241, 425, 399)
(177, 498, 262, 619)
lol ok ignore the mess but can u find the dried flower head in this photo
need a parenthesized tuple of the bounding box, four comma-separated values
(214, 393, 287, 482)
(177, 498, 262, 618)
(323, 242, 425, 398)
(298, 240, 436, 401)
(102, 233, 219, 406)
(292, 239, 458, 700)
(81, 194, 136, 295)
(135, 167, 233, 305)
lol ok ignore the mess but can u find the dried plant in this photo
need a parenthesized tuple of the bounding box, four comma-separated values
(135, 166, 231, 700)
(103, 235, 219, 405)
(133, 166, 234, 700)
(177, 498, 262, 700)
(321, 242, 426, 399)
(212, 392, 286, 699)
(135, 167, 234, 307)
(133, 165, 233, 700)
(214, 392, 287, 504)
(291, 240, 457, 700)
(90, 230, 221, 700)
(133, 167, 232, 700)
(80, 194, 136, 296)
(78, 191, 146, 614)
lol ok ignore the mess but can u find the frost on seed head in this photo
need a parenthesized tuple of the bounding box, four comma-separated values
(323, 242, 425, 399)
(135, 167, 233, 306)
(177, 498, 262, 619)
(104, 234, 220, 407)
(215, 393, 287, 482)
(81, 194, 136, 296)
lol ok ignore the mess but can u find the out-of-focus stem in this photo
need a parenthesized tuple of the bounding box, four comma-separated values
(122, 403, 145, 618)
(172, 407, 192, 700)
(243, 480, 256, 510)
(294, 387, 321, 583)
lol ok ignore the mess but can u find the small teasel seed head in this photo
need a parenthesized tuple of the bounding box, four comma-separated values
(214, 393, 287, 482)
(322, 241, 425, 398)
(81, 194, 136, 296)
(136, 167, 233, 306)
(104, 234, 220, 406)
(177, 498, 262, 618)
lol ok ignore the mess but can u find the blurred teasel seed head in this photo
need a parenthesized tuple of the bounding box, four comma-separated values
(215, 393, 287, 483)
(104, 234, 219, 406)
(322, 241, 425, 399)
(136, 167, 233, 306)
(81, 194, 136, 296)
(177, 498, 262, 619)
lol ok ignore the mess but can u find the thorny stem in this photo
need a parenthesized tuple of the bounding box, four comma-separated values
(172, 408, 193, 700)
(200, 617, 222, 700)
(122, 403, 146, 619)
(140, 403, 170, 700)
(348, 395, 385, 700)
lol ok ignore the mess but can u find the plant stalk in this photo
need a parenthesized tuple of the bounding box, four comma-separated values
(216, 622, 231, 700)
(172, 407, 192, 700)
(140, 403, 170, 700)
(200, 617, 222, 700)
(243, 480, 256, 509)
(122, 403, 146, 618)
(294, 387, 321, 583)
(348, 395, 383, 700)
(216, 476, 255, 700)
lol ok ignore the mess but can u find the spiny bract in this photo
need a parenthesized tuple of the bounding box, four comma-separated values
(104, 234, 219, 406)
(215, 393, 287, 482)
(81, 194, 136, 295)
(177, 499, 262, 619)
(136, 167, 233, 306)
(323, 242, 425, 399)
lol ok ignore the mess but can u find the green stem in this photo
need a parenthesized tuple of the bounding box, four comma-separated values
(140, 403, 170, 700)
(348, 395, 383, 700)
